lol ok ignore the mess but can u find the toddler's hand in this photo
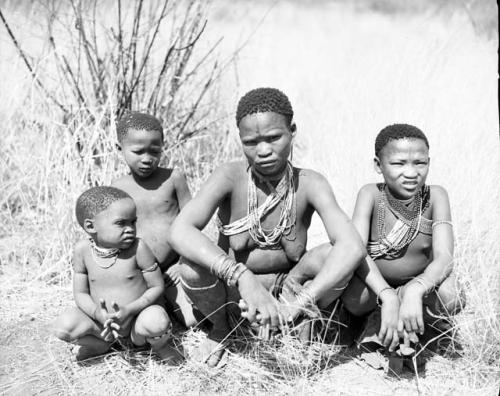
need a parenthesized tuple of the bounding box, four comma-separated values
(164, 264, 181, 288)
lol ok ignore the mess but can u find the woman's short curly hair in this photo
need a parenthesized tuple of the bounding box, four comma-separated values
(236, 87, 294, 126)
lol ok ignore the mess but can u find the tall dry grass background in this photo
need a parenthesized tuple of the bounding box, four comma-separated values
(0, 0, 498, 395)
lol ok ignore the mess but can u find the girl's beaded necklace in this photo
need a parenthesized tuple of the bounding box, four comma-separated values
(376, 184, 430, 258)
(89, 238, 121, 269)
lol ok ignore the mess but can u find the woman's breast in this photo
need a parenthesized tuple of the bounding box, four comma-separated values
(227, 227, 307, 274)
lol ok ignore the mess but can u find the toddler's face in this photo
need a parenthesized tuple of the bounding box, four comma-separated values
(375, 138, 429, 200)
(120, 128, 163, 178)
(92, 198, 137, 249)
(238, 112, 293, 177)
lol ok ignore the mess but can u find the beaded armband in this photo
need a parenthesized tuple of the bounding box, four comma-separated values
(141, 262, 159, 273)
(432, 220, 453, 229)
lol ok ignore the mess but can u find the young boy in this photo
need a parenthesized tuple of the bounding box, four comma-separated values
(342, 124, 464, 358)
(112, 112, 197, 328)
(52, 186, 181, 362)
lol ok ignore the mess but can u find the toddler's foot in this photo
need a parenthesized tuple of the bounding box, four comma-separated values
(72, 344, 110, 362)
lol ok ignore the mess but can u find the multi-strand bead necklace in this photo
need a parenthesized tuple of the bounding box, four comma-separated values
(248, 161, 296, 247)
(218, 161, 296, 248)
(376, 184, 430, 258)
(89, 238, 121, 269)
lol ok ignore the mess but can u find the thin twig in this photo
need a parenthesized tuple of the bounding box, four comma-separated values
(0, 8, 68, 113)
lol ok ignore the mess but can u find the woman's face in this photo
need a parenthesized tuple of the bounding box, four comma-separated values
(238, 112, 293, 177)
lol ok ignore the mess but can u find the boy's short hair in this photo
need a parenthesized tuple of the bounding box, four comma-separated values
(236, 87, 294, 126)
(116, 112, 163, 143)
(375, 124, 429, 156)
(75, 186, 131, 228)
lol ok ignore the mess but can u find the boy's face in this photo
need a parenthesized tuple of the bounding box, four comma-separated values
(87, 198, 137, 249)
(375, 138, 430, 200)
(118, 128, 163, 179)
(239, 112, 294, 177)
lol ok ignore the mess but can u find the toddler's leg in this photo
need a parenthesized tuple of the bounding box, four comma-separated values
(52, 307, 111, 361)
(131, 305, 183, 364)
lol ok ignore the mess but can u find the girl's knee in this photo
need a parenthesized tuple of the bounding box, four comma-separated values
(341, 277, 375, 316)
(434, 278, 466, 315)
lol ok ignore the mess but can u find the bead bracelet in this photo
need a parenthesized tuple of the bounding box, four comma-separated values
(376, 286, 395, 307)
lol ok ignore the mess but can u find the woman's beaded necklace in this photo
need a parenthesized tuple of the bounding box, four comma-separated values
(247, 161, 297, 248)
(89, 238, 121, 269)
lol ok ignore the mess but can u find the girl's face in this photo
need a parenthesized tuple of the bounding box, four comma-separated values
(90, 198, 137, 249)
(238, 112, 293, 177)
(375, 138, 430, 200)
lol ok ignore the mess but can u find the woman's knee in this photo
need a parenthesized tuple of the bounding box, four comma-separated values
(179, 258, 217, 287)
(297, 243, 332, 277)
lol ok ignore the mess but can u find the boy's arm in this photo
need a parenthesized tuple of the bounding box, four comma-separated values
(408, 185, 454, 294)
(303, 171, 366, 300)
(122, 239, 165, 316)
(173, 168, 192, 209)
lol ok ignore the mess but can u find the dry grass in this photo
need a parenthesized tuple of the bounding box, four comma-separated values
(1, 0, 499, 395)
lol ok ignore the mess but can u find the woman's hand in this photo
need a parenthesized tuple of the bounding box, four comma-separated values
(237, 270, 281, 338)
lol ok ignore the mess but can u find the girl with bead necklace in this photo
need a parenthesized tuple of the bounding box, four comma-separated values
(342, 124, 465, 369)
(168, 88, 365, 367)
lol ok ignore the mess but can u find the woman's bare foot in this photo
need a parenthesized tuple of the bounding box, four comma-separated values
(153, 342, 185, 365)
(192, 327, 229, 367)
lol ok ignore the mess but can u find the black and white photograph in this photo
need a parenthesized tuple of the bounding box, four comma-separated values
(0, 0, 498, 394)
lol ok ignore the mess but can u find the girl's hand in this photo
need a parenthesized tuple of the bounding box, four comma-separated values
(378, 291, 400, 352)
(398, 284, 425, 336)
